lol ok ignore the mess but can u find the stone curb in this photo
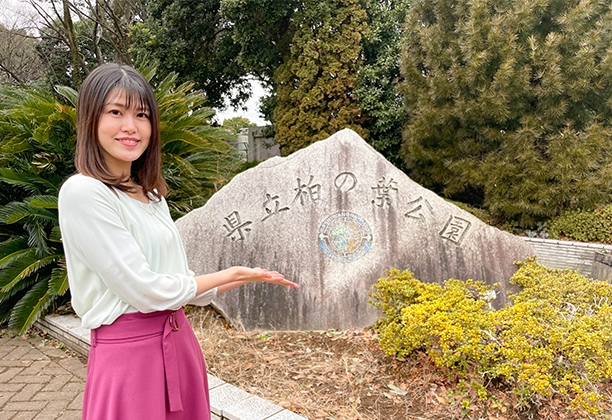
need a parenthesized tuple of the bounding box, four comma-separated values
(34, 315, 307, 420)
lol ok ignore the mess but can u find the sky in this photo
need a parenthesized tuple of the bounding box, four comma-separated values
(1, 0, 37, 29)
(213, 79, 268, 127)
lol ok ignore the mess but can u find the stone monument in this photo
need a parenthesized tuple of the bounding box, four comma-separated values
(176, 129, 535, 331)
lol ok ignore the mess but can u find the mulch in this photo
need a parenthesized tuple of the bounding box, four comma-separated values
(189, 306, 612, 420)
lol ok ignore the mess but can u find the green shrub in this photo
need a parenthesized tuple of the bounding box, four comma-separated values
(548, 205, 612, 244)
(369, 259, 612, 416)
(444, 199, 493, 226)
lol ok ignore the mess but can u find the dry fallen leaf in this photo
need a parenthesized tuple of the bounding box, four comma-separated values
(387, 383, 408, 396)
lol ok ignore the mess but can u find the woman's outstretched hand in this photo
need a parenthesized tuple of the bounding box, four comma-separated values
(195, 266, 299, 295)
(237, 267, 299, 289)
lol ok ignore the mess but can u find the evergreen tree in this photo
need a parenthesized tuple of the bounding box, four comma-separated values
(400, 0, 612, 224)
(356, 0, 410, 170)
(274, 0, 370, 155)
(130, 0, 250, 109)
(222, 116, 256, 135)
(219, 0, 298, 85)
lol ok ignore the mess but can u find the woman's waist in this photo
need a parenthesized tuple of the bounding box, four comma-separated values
(93, 308, 187, 343)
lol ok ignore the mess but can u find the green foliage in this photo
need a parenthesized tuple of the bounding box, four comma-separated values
(219, 0, 298, 85)
(0, 69, 240, 333)
(35, 0, 141, 90)
(36, 20, 110, 91)
(0, 86, 75, 333)
(143, 66, 242, 217)
(548, 205, 612, 244)
(355, 0, 410, 170)
(220, 0, 299, 126)
(273, 0, 370, 155)
(222, 117, 256, 135)
(445, 199, 494, 226)
(130, 0, 250, 108)
(400, 0, 612, 224)
(370, 259, 612, 415)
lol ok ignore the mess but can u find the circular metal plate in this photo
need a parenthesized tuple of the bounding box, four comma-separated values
(318, 212, 373, 263)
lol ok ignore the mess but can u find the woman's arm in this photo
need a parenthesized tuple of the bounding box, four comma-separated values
(195, 267, 298, 295)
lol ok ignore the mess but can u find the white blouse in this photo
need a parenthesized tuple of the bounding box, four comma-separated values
(58, 174, 216, 330)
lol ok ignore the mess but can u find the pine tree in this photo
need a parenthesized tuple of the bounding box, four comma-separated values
(274, 0, 370, 155)
(400, 0, 612, 225)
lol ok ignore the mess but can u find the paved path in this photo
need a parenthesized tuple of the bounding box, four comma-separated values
(0, 331, 86, 420)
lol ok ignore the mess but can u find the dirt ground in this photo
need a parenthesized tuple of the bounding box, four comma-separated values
(187, 306, 612, 420)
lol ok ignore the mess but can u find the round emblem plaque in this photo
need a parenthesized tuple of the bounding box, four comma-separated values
(318, 212, 373, 263)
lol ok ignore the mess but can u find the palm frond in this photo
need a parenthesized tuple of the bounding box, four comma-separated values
(0, 294, 20, 324)
(162, 153, 200, 176)
(26, 195, 58, 209)
(0, 253, 61, 293)
(0, 202, 57, 225)
(9, 277, 56, 335)
(26, 222, 54, 256)
(0, 250, 38, 298)
(138, 60, 158, 81)
(0, 236, 34, 270)
(0, 236, 28, 258)
(0, 169, 40, 194)
(54, 86, 78, 107)
(0, 135, 31, 155)
(48, 263, 69, 296)
(49, 226, 62, 243)
(161, 130, 208, 152)
(155, 73, 181, 104)
(0, 169, 59, 195)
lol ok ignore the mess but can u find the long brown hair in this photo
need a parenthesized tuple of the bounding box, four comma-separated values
(75, 63, 167, 199)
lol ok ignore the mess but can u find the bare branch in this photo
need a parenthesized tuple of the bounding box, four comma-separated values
(0, 61, 26, 87)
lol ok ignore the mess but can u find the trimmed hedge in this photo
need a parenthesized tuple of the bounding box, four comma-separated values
(548, 205, 612, 244)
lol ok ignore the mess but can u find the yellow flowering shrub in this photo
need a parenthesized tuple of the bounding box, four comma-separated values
(369, 259, 612, 415)
(370, 269, 496, 370)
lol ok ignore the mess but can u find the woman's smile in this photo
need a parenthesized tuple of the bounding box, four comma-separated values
(115, 137, 141, 147)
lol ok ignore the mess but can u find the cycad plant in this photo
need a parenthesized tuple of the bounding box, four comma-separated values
(0, 68, 240, 334)
(149, 66, 240, 218)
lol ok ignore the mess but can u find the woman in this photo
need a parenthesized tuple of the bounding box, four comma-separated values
(58, 63, 298, 420)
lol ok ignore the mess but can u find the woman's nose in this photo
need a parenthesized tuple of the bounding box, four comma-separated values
(121, 115, 136, 132)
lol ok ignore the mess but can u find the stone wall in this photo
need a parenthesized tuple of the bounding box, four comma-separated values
(591, 251, 612, 283)
(521, 237, 609, 276)
(247, 126, 281, 162)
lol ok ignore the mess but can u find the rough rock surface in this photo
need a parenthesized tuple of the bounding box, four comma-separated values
(176, 129, 535, 331)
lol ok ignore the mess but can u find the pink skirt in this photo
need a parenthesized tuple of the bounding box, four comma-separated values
(83, 308, 211, 420)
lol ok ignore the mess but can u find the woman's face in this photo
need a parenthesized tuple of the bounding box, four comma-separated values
(97, 88, 151, 178)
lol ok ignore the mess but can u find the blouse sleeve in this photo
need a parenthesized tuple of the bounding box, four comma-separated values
(59, 176, 202, 313)
(188, 287, 217, 307)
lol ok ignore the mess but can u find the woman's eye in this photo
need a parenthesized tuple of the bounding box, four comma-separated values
(137, 112, 149, 119)
(109, 109, 121, 116)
